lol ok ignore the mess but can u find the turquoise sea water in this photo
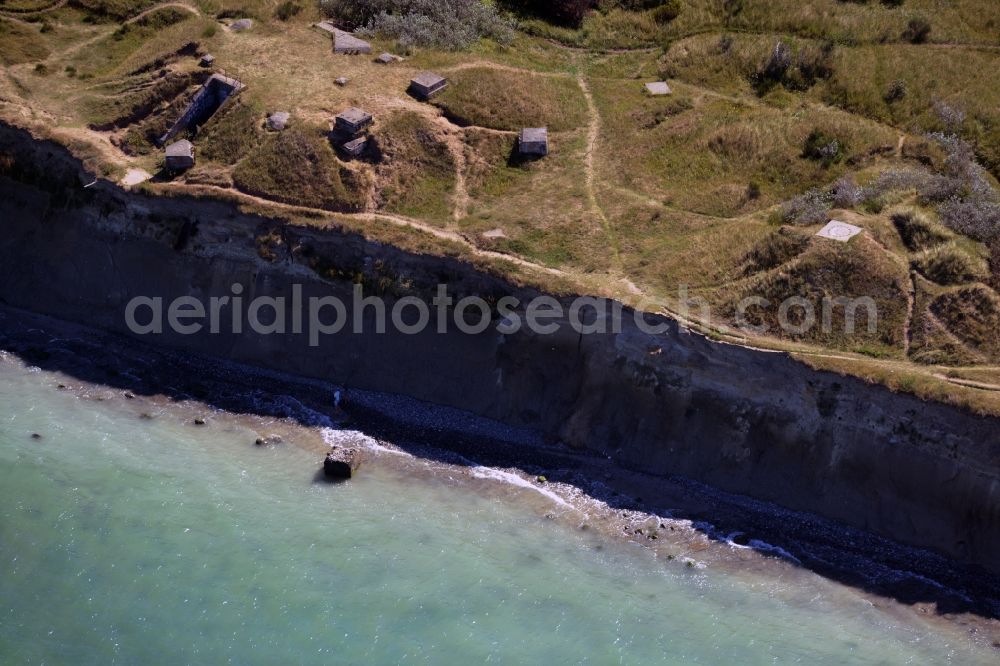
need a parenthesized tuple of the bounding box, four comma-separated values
(0, 359, 994, 665)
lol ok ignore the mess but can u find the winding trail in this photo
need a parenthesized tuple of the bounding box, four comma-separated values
(157, 182, 569, 278)
(123, 2, 200, 23)
(439, 61, 572, 78)
(903, 270, 915, 357)
(576, 72, 622, 273)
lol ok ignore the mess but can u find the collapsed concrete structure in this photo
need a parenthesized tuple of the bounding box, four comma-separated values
(266, 112, 290, 131)
(315, 22, 373, 54)
(332, 108, 374, 159)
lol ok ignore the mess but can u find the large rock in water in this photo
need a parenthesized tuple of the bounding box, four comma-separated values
(324, 447, 361, 480)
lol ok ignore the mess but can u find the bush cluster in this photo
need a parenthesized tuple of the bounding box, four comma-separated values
(777, 188, 834, 225)
(755, 40, 835, 94)
(802, 129, 846, 167)
(322, 0, 515, 48)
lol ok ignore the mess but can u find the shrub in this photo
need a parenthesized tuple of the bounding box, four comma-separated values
(503, 0, 592, 27)
(335, 0, 515, 49)
(650, 0, 681, 24)
(832, 176, 862, 208)
(939, 197, 1000, 243)
(933, 100, 966, 133)
(754, 40, 833, 93)
(913, 243, 988, 285)
(892, 209, 951, 251)
(883, 79, 907, 104)
(723, 0, 745, 21)
(274, 1, 301, 21)
(778, 188, 832, 225)
(761, 41, 792, 82)
(802, 129, 846, 167)
(902, 17, 931, 43)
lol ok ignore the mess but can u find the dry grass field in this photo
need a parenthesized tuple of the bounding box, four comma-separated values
(2, 0, 1000, 411)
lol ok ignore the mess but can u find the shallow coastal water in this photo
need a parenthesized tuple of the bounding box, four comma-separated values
(0, 359, 995, 664)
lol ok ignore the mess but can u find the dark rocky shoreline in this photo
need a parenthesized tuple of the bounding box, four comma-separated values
(3, 304, 1000, 637)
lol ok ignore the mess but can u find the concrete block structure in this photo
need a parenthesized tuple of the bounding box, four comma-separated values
(409, 72, 448, 100)
(335, 108, 373, 136)
(164, 139, 194, 171)
(518, 127, 548, 157)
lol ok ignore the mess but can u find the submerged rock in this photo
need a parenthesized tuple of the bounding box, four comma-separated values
(255, 435, 282, 447)
(30, 433, 42, 440)
(324, 447, 361, 480)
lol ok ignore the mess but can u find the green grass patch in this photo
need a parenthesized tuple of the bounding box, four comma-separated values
(82, 71, 201, 129)
(912, 242, 989, 286)
(197, 97, 265, 165)
(432, 68, 587, 132)
(76, 8, 200, 77)
(0, 19, 50, 65)
(725, 235, 909, 350)
(375, 112, 456, 223)
(232, 124, 369, 212)
(70, 0, 158, 21)
(589, 77, 897, 217)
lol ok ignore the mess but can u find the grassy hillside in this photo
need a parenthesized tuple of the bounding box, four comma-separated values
(2, 0, 999, 406)
(0, 19, 49, 65)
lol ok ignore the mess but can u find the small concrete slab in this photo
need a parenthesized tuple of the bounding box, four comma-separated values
(376, 52, 401, 64)
(645, 81, 672, 96)
(482, 228, 507, 239)
(334, 77, 349, 87)
(199, 54, 215, 68)
(266, 111, 290, 131)
(816, 220, 863, 242)
(120, 168, 152, 187)
(229, 18, 253, 32)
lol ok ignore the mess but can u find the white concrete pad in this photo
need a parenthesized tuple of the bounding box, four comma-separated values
(816, 220, 863, 242)
(120, 168, 152, 187)
(645, 82, 672, 96)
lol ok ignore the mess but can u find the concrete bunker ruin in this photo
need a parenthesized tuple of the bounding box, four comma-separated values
(159, 73, 244, 145)
(409, 72, 448, 100)
(315, 22, 373, 54)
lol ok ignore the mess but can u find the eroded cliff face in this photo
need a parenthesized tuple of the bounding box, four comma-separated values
(2, 123, 999, 572)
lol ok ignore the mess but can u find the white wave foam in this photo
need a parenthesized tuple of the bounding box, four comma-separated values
(470, 466, 573, 509)
(321, 428, 411, 457)
(748, 539, 802, 564)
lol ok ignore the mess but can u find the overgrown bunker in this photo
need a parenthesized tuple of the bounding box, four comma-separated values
(159, 73, 245, 145)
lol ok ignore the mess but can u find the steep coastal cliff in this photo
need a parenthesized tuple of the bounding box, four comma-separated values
(1, 122, 998, 574)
